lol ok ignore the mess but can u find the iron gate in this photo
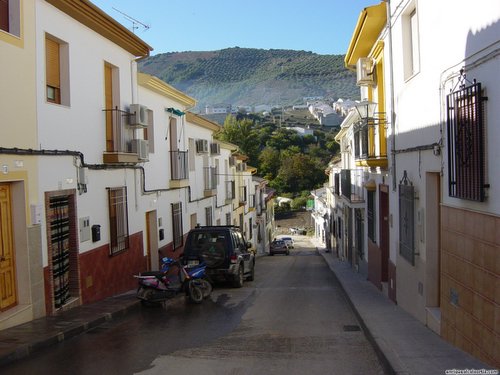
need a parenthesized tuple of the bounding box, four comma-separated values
(49, 196, 71, 308)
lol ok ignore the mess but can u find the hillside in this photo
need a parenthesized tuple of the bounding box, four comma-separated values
(138, 48, 358, 111)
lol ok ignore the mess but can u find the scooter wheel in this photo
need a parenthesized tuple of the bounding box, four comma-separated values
(200, 279, 213, 298)
(188, 284, 203, 304)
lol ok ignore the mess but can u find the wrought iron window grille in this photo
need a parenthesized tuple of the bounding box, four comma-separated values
(446, 69, 489, 202)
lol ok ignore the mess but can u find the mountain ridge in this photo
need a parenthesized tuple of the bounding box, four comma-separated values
(138, 47, 358, 111)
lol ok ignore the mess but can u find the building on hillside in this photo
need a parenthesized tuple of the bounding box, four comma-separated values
(205, 104, 233, 115)
(325, 0, 500, 367)
(308, 102, 342, 127)
(333, 98, 356, 117)
(284, 126, 315, 137)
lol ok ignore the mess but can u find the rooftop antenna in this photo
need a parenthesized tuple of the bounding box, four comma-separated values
(112, 7, 150, 33)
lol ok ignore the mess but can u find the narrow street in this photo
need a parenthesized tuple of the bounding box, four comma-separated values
(2, 237, 386, 375)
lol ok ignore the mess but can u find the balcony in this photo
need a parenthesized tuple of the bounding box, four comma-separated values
(353, 115, 387, 168)
(102, 107, 145, 164)
(239, 185, 247, 206)
(248, 194, 256, 211)
(204, 167, 217, 197)
(169, 150, 189, 188)
(225, 181, 235, 204)
(340, 169, 365, 203)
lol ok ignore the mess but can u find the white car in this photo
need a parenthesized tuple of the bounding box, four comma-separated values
(280, 236, 294, 248)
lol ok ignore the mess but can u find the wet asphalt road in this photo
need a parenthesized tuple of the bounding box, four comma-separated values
(2, 237, 386, 375)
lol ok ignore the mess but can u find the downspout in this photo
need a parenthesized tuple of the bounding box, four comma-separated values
(385, 0, 397, 191)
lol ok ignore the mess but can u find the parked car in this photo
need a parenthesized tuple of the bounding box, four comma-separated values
(182, 225, 255, 288)
(280, 236, 294, 248)
(270, 239, 290, 256)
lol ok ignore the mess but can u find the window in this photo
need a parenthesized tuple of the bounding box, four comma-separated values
(172, 202, 183, 250)
(108, 187, 129, 255)
(46, 38, 60, 103)
(226, 213, 231, 226)
(0, 0, 20, 37)
(45, 34, 69, 105)
(402, 6, 420, 79)
(367, 190, 376, 242)
(205, 206, 213, 226)
(447, 81, 487, 201)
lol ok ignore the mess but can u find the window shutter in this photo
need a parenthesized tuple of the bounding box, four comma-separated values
(46, 38, 60, 89)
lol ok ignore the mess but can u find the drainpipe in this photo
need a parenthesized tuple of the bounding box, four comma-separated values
(385, 0, 397, 191)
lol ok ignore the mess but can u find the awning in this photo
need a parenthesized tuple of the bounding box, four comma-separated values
(165, 107, 185, 116)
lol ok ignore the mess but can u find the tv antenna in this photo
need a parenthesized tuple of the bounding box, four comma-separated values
(112, 7, 150, 33)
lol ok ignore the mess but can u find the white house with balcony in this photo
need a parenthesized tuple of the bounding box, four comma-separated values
(135, 73, 197, 267)
(30, 0, 153, 320)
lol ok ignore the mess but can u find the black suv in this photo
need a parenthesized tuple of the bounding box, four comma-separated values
(182, 225, 255, 288)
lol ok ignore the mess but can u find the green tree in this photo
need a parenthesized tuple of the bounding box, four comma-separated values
(258, 147, 281, 180)
(216, 115, 260, 166)
(273, 153, 326, 194)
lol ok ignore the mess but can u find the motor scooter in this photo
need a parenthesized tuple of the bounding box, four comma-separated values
(135, 257, 211, 305)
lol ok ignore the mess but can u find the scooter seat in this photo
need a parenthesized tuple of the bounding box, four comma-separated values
(140, 271, 164, 278)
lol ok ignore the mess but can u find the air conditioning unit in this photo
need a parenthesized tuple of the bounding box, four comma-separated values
(129, 104, 149, 127)
(130, 139, 149, 160)
(196, 139, 209, 153)
(210, 142, 220, 155)
(356, 57, 375, 86)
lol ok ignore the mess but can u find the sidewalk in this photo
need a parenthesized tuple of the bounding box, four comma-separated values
(0, 290, 140, 367)
(317, 247, 496, 375)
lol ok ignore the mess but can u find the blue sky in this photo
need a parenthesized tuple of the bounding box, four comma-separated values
(90, 0, 379, 55)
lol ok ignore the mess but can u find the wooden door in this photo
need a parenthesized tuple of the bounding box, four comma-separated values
(0, 184, 17, 310)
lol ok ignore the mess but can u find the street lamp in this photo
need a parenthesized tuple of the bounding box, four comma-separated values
(354, 100, 377, 120)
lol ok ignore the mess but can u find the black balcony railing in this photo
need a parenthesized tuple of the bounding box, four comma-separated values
(170, 150, 188, 180)
(354, 122, 369, 160)
(239, 185, 247, 203)
(103, 107, 134, 153)
(334, 173, 340, 195)
(340, 169, 364, 203)
(204, 167, 217, 190)
(225, 181, 235, 200)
